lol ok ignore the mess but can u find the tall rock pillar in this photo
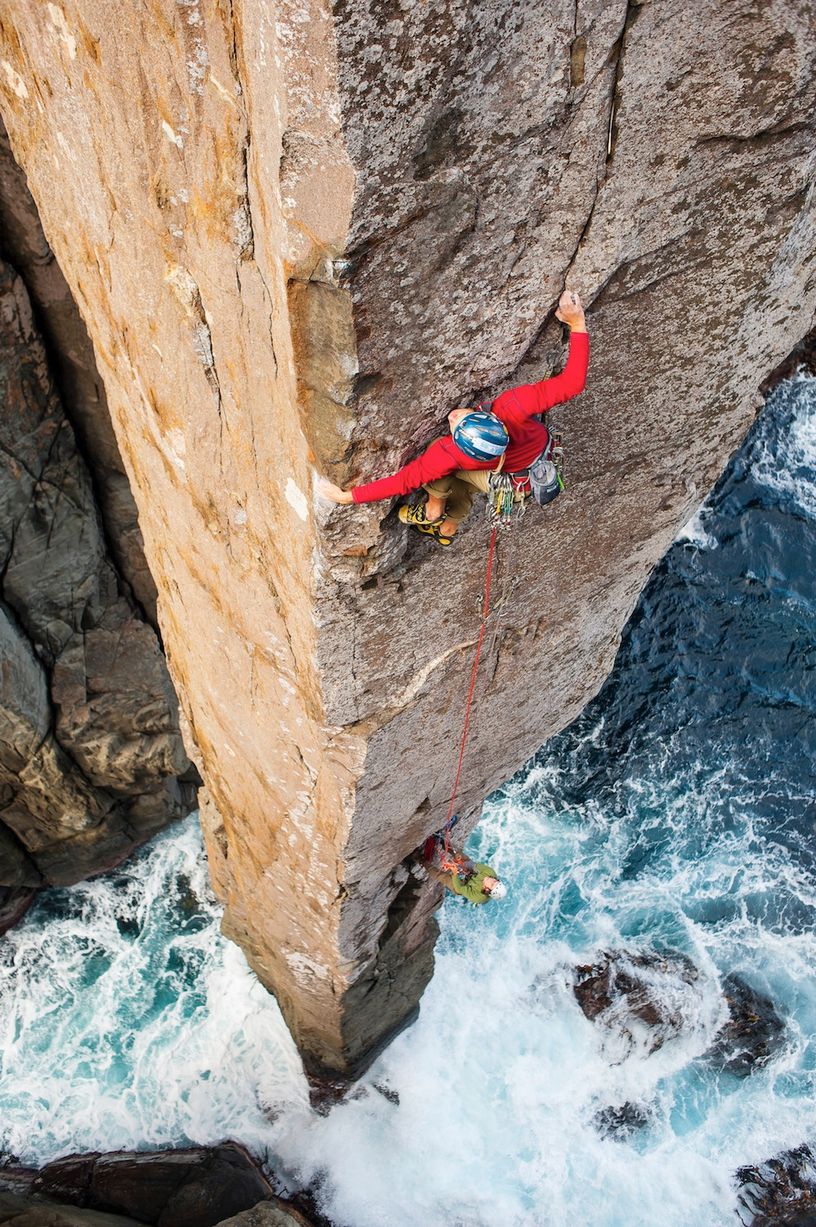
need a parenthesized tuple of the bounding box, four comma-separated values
(1, 0, 814, 1075)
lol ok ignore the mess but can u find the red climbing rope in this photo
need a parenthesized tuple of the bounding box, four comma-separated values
(442, 524, 499, 861)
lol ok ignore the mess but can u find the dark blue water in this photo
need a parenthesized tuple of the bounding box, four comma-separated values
(512, 369, 816, 942)
(0, 375, 813, 1227)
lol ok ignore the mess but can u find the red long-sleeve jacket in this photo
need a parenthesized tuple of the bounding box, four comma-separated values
(351, 331, 589, 504)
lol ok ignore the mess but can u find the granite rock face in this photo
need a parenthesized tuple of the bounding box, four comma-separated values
(1, 0, 814, 1074)
(0, 256, 191, 885)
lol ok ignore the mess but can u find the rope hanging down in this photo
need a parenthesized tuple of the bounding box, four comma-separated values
(442, 524, 499, 864)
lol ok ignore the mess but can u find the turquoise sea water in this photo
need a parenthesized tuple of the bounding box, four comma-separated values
(0, 375, 814, 1226)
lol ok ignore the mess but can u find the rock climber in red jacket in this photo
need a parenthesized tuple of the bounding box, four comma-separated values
(319, 290, 588, 543)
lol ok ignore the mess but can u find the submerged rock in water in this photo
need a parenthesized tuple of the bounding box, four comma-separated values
(0, 1144, 314, 1227)
(706, 973, 787, 1076)
(593, 1101, 654, 1140)
(736, 1145, 816, 1226)
(575, 953, 788, 1077)
(573, 949, 701, 1055)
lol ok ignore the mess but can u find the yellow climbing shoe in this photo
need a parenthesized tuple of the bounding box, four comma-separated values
(398, 503, 441, 528)
(398, 504, 453, 546)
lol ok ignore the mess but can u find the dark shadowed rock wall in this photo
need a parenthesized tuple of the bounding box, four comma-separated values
(0, 230, 192, 889)
(0, 121, 158, 622)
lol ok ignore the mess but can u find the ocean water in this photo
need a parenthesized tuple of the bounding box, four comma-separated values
(0, 375, 814, 1227)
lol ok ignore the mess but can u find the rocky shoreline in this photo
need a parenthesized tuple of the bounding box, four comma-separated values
(0, 1145, 317, 1227)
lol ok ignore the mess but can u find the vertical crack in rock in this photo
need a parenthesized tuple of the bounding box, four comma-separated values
(165, 262, 226, 465)
(223, 0, 278, 378)
(605, 0, 642, 166)
(570, 0, 586, 87)
(563, 0, 642, 291)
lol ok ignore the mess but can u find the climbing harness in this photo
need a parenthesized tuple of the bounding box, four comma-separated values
(436, 818, 475, 879)
(423, 815, 472, 878)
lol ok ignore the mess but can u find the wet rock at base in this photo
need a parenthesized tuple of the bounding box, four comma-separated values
(0, 1145, 316, 1227)
(0, 885, 36, 935)
(0, 1193, 314, 1227)
(34, 1146, 270, 1227)
(0, 1191, 143, 1225)
(593, 1101, 654, 1140)
(736, 1145, 816, 1226)
(705, 973, 787, 1076)
(215, 1204, 317, 1227)
(573, 949, 701, 1055)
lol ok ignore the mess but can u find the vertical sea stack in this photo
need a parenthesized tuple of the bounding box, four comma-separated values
(0, 0, 813, 1075)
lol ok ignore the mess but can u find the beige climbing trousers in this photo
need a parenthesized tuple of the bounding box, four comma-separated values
(423, 468, 493, 523)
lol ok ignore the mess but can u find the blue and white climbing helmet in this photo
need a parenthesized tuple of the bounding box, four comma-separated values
(453, 410, 510, 462)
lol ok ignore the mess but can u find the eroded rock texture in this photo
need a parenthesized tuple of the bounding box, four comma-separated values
(0, 255, 191, 886)
(1, 0, 814, 1074)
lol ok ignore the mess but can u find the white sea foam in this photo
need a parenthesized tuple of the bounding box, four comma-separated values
(750, 372, 816, 518)
(677, 507, 718, 550)
(0, 818, 307, 1167)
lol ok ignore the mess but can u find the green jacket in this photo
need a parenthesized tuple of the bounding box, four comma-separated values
(448, 862, 497, 905)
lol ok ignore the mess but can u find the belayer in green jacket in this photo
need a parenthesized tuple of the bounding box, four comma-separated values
(422, 826, 507, 904)
(447, 860, 506, 905)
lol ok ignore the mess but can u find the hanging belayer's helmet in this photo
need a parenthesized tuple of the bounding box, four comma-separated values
(453, 410, 510, 462)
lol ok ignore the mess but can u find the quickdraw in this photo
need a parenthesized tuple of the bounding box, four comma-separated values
(486, 471, 526, 526)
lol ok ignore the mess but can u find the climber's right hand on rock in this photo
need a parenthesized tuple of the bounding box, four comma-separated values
(555, 289, 586, 331)
(317, 478, 354, 505)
